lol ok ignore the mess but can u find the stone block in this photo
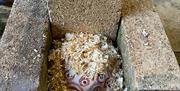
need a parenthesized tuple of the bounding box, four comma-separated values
(0, 0, 50, 91)
(48, 0, 122, 41)
(118, 0, 180, 90)
(153, 0, 180, 64)
(153, 0, 180, 52)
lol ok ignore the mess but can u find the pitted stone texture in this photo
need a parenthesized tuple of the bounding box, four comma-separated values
(48, 0, 122, 40)
(153, 0, 180, 65)
(153, 0, 180, 51)
(0, 0, 50, 91)
(118, 0, 180, 90)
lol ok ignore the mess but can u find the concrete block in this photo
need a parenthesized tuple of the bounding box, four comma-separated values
(153, 0, 180, 52)
(48, 0, 122, 41)
(153, 0, 180, 64)
(0, 0, 50, 91)
(118, 0, 180, 90)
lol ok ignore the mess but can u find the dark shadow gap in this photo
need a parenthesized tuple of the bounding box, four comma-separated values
(114, 16, 122, 48)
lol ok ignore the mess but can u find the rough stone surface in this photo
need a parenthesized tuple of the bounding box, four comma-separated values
(0, 0, 50, 91)
(0, 5, 11, 38)
(153, 0, 180, 65)
(118, 0, 180, 90)
(153, 0, 180, 52)
(48, 0, 122, 41)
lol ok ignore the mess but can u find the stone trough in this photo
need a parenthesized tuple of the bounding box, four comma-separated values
(0, 0, 180, 91)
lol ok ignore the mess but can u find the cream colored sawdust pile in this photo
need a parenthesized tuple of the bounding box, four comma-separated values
(61, 32, 120, 78)
(48, 32, 126, 91)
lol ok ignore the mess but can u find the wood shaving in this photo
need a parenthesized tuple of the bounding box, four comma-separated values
(61, 32, 120, 78)
(48, 32, 126, 91)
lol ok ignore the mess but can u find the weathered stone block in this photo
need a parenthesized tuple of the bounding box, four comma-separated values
(118, 0, 180, 90)
(153, 0, 180, 65)
(48, 0, 122, 41)
(0, 0, 50, 91)
(153, 0, 180, 52)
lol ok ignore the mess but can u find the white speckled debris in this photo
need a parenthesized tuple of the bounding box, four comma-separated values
(49, 32, 125, 91)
